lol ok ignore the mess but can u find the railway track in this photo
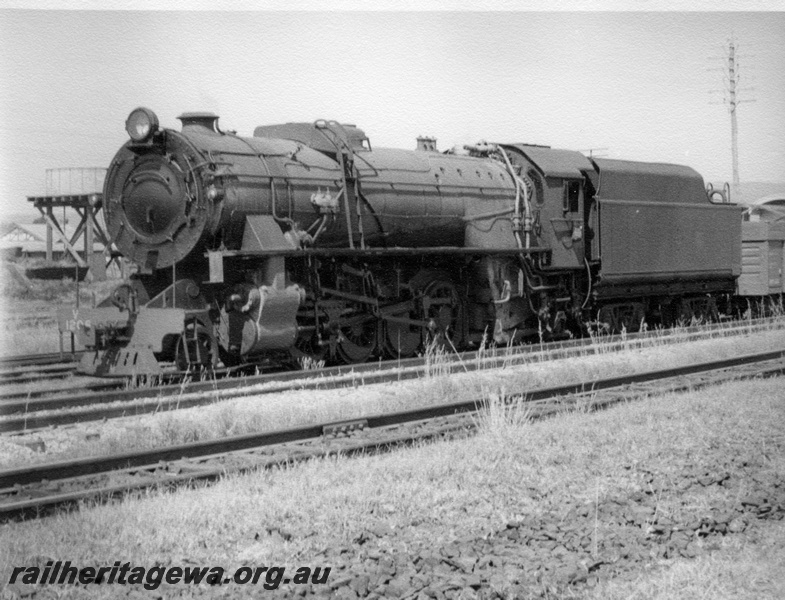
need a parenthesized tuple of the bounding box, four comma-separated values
(3, 316, 781, 383)
(0, 362, 80, 385)
(1, 318, 784, 434)
(0, 352, 79, 371)
(0, 376, 122, 402)
(0, 352, 82, 390)
(1, 347, 784, 520)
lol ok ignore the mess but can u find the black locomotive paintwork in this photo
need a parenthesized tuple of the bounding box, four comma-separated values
(68, 109, 750, 376)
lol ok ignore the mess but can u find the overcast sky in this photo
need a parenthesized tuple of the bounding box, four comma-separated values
(1, 4, 784, 220)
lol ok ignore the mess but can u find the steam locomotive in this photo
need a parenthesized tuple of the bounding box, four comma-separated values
(62, 107, 750, 376)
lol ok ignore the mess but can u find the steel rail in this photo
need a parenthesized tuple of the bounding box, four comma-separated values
(0, 352, 79, 370)
(1, 347, 784, 519)
(1, 319, 781, 433)
(0, 363, 79, 383)
(0, 378, 122, 402)
(0, 315, 777, 375)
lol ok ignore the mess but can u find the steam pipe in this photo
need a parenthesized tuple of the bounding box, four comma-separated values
(495, 145, 533, 250)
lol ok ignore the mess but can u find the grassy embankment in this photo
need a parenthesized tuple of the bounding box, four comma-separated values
(1, 373, 784, 599)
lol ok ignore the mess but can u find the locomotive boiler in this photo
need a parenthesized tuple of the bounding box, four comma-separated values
(63, 107, 742, 376)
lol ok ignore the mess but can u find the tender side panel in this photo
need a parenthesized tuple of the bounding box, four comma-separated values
(598, 199, 741, 286)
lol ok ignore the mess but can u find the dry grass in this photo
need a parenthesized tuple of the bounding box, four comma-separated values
(0, 276, 121, 357)
(1, 375, 783, 599)
(0, 319, 60, 356)
(2, 326, 785, 470)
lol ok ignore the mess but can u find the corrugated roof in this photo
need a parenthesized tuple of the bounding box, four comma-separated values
(1, 223, 49, 243)
(0, 223, 105, 251)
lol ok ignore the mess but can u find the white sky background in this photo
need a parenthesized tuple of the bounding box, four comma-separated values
(1, 6, 784, 219)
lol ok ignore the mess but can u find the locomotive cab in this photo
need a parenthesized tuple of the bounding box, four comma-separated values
(499, 145, 596, 271)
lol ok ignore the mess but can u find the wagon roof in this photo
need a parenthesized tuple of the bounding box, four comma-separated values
(745, 193, 785, 206)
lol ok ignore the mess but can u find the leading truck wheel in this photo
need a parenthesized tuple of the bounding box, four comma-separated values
(175, 320, 215, 372)
(292, 330, 329, 366)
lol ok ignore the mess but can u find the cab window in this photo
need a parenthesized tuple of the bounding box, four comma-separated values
(563, 181, 580, 212)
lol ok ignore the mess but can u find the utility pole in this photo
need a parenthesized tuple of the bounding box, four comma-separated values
(728, 40, 740, 186)
(709, 38, 755, 187)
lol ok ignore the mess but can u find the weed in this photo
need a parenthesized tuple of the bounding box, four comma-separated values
(214, 404, 240, 437)
(298, 355, 326, 371)
(572, 390, 598, 415)
(422, 336, 451, 379)
(474, 388, 533, 438)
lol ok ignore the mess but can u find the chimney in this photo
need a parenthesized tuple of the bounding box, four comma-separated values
(177, 112, 220, 132)
(416, 136, 437, 152)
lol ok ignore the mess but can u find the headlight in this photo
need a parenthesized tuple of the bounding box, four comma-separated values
(125, 107, 159, 143)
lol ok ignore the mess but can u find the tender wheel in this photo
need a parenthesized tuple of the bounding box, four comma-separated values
(598, 303, 645, 333)
(175, 320, 215, 372)
(678, 297, 719, 325)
